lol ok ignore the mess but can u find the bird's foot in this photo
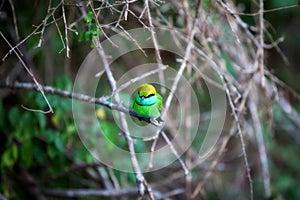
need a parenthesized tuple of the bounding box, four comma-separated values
(150, 118, 164, 127)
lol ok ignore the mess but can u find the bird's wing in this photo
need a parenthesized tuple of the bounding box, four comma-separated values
(157, 93, 163, 112)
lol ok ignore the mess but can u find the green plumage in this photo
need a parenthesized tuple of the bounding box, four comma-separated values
(132, 84, 163, 119)
(133, 93, 162, 118)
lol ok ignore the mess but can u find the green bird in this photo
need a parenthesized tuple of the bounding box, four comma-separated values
(132, 84, 163, 120)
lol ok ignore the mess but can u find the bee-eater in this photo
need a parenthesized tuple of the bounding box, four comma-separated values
(132, 84, 163, 120)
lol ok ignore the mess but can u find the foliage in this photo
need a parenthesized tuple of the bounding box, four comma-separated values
(79, 11, 102, 44)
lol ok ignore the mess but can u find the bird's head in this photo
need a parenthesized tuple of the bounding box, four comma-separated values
(135, 84, 157, 106)
(138, 84, 157, 97)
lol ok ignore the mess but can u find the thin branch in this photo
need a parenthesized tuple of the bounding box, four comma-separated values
(42, 187, 184, 199)
(2, 1, 63, 61)
(112, 25, 145, 56)
(143, 0, 165, 93)
(17, 166, 47, 200)
(91, 6, 155, 195)
(248, 88, 271, 198)
(192, 125, 236, 198)
(115, 0, 131, 27)
(38, 0, 52, 47)
(96, 166, 118, 200)
(258, 0, 265, 87)
(8, 0, 20, 41)
(146, 0, 202, 178)
(0, 32, 53, 114)
(87, 1, 118, 48)
(161, 0, 201, 120)
(217, 0, 260, 49)
(222, 77, 254, 200)
(2, 23, 41, 61)
(42, 188, 139, 198)
(62, 0, 70, 58)
(161, 131, 189, 175)
(264, 30, 289, 65)
(111, 64, 167, 96)
(41, 162, 102, 183)
(0, 81, 158, 125)
(52, 13, 66, 53)
(156, 188, 185, 199)
(266, 70, 300, 101)
(108, 168, 121, 191)
(147, 0, 202, 146)
(185, 38, 254, 199)
(227, 4, 298, 16)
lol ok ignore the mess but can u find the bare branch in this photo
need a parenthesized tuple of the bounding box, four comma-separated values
(143, 0, 165, 92)
(192, 125, 236, 198)
(8, 0, 20, 40)
(90, 2, 155, 194)
(161, 131, 189, 175)
(248, 88, 271, 198)
(0, 32, 53, 114)
(221, 76, 254, 200)
(38, 0, 52, 47)
(0, 81, 158, 125)
(62, 0, 70, 58)
(42, 188, 139, 198)
(42, 187, 184, 199)
(258, 0, 265, 87)
(2, 1, 63, 60)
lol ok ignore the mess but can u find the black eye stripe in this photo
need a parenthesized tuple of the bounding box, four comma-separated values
(138, 92, 155, 98)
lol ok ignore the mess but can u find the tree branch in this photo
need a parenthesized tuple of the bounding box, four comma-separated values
(42, 187, 185, 199)
(42, 188, 139, 198)
(0, 81, 158, 125)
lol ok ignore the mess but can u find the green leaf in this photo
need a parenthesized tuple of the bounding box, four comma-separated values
(53, 75, 73, 90)
(78, 32, 86, 42)
(1, 145, 18, 168)
(35, 112, 46, 132)
(74, 146, 93, 163)
(54, 135, 64, 152)
(11, 144, 18, 160)
(90, 42, 96, 48)
(84, 31, 92, 41)
(47, 145, 57, 159)
(66, 123, 76, 135)
(97, 29, 102, 37)
(1, 149, 14, 167)
(21, 140, 33, 167)
(44, 129, 56, 142)
(101, 121, 118, 141)
(8, 107, 20, 127)
(85, 11, 94, 23)
(89, 23, 96, 31)
(79, 31, 93, 42)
